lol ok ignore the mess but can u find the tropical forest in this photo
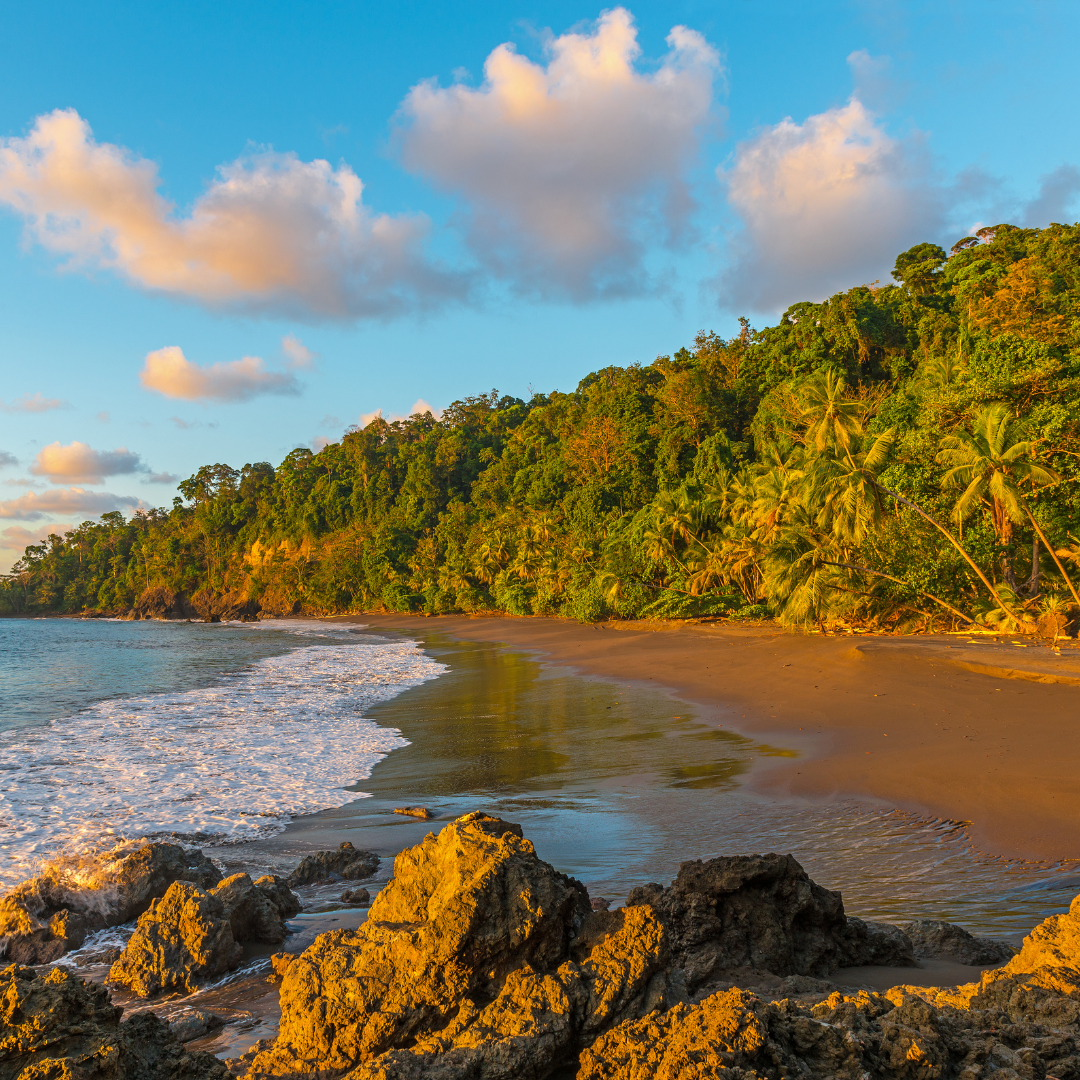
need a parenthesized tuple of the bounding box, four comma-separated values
(5, 222, 1080, 634)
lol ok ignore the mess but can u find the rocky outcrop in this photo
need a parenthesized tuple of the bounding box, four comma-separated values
(286, 842, 380, 887)
(625, 854, 912, 990)
(0, 842, 221, 965)
(190, 587, 261, 622)
(129, 586, 196, 620)
(898, 918, 1017, 966)
(0, 965, 227, 1079)
(109, 874, 300, 997)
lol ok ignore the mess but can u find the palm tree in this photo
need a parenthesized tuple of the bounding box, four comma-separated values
(799, 369, 863, 453)
(938, 403, 1080, 610)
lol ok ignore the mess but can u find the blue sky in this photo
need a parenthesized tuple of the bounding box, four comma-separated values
(1, 0, 1078, 569)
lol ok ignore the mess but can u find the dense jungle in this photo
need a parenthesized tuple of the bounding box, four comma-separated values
(5, 222, 1080, 632)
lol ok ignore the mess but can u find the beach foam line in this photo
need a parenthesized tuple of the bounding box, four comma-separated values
(0, 635, 445, 888)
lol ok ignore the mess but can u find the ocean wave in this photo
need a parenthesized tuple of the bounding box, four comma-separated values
(0, 636, 444, 887)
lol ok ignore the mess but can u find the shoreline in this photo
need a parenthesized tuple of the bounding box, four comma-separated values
(323, 613, 1080, 863)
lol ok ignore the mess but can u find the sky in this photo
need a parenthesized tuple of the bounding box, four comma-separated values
(1, 0, 1078, 571)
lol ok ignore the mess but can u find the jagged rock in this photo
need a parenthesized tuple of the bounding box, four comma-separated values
(130, 586, 196, 620)
(340, 887, 371, 906)
(0, 842, 221, 965)
(0, 965, 227, 1079)
(267, 952, 296, 982)
(393, 807, 433, 819)
(898, 918, 1017, 966)
(190, 587, 261, 622)
(212, 873, 299, 945)
(625, 854, 911, 990)
(285, 841, 380, 886)
(109, 881, 241, 997)
(250, 813, 599, 1077)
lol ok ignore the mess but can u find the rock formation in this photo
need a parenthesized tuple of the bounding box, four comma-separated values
(286, 842, 380, 887)
(0, 842, 221, 965)
(109, 874, 300, 997)
(897, 918, 1017, 966)
(0, 964, 227, 1079)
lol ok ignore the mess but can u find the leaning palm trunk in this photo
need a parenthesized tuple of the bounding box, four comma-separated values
(1023, 505, 1080, 610)
(870, 480, 1025, 626)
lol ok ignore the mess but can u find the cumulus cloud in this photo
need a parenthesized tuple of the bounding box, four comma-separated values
(0, 523, 74, 552)
(0, 392, 66, 413)
(719, 98, 946, 313)
(359, 398, 441, 428)
(1021, 165, 1080, 227)
(397, 8, 720, 299)
(0, 109, 468, 320)
(0, 488, 144, 521)
(145, 472, 179, 485)
(140, 346, 301, 403)
(0, 452, 17, 468)
(31, 441, 144, 484)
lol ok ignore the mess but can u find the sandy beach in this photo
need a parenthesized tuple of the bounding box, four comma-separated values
(339, 614, 1080, 863)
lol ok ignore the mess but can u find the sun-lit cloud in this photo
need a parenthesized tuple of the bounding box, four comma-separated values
(358, 398, 441, 428)
(719, 97, 946, 313)
(281, 334, 316, 369)
(140, 346, 301, 403)
(0, 452, 17, 468)
(145, 472, 179, 485)
(0, 488, 144, 521)
(397, 8, 720, 299)
(31, 441, 144, 485)
(0, 109, 469, 320)
(0, 392, 67, 413)
(0, 523, 74, 552)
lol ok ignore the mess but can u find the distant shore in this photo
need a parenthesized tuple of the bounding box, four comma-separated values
(327, 614, 1080, 863)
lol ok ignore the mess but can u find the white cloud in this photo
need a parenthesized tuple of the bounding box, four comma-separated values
(0, 109, 468, 320)
(0, 452, 16, 468)
(140, 346, 300, 403)
(719, 98, 946, 313)
(311, 436, 333, 452)
(31, 441, 144, 484)
(0, 523, 74, 552)
(96, 411, 109, 422)
(397, 8, 720, 299)
(0, 392, 67, 413)
(144, 472, 179, 485)
(358, 399, 440, 428)
(169, 415, 218, 430)
(282, 334, 316, 369)
(0, 488, 144, 521)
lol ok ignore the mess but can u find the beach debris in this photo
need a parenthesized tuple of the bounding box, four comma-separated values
(591, 897, 612, 911)
(393, 805, 434, 819)
(897, 918, 1018, 966)
(168, 1007, 225, 1043)
(0, 841, 221, 965)
(340, 887, 371, 906)
(0, 964, 227, 1078)
(285, 841, 380, 887)
(108, 874, 300, 997)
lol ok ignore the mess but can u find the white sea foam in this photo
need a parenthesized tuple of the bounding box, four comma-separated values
(0, 633, 444, 887)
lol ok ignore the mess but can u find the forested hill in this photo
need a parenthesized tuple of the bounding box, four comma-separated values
(6, 223, 1080, 632)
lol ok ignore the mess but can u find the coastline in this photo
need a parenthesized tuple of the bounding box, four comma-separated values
(326, 614, 1080, 863)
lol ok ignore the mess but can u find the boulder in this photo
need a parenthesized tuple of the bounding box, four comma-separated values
(211, 873, 299, 945)
(625, 854, 911, 990)
(0, 842, 221, 965)
(897, 918, 1017, 966)
(286, 841, 380, 887)
(130, 586, 196, 620)
(108, 881, 242, 997)
(340, 887, 371, 906)
(0, 965, 227, 1079)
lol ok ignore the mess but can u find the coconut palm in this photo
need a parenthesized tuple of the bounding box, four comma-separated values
(937, 403, 1079, 609)
(799, 369, 863, 453)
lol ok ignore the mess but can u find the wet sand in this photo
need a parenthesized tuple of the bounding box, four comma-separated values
(335, 615, 1080, 862)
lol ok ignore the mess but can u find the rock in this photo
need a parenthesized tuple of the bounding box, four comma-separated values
(0, 964, 227, 1078)
(341, 887, 371, 906)
(898, 918, 1017, 966)
(591, 897, 611, 911)
(108, 881, 242, 997)
(131, 586, 196, 620)
(169, 1008, 225, 1043)
(0, 841, 221, 965)
(212, 873, 298, 945)
(267, 952, 296, 982)
(625, 853, 911, 990)
(190, 587, 261, 622)
(250, 813, 599, 1077)
(286, 841, 380, 886)
(393, 806, 434, 819)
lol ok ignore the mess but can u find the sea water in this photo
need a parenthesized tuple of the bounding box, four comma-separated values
(0, 618, 443, 886)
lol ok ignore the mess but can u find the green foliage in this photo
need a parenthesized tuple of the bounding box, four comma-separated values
(7, 223, 1080, 632)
